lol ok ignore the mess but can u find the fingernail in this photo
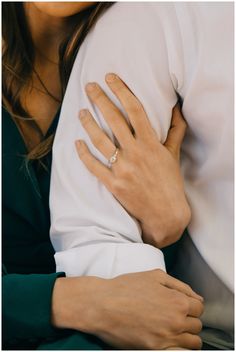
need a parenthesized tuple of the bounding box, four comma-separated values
(86, 82, 97, 92)
(75, 140, 82, 148)
(106, 73, 117, 83)
(79, 109, 88, 120)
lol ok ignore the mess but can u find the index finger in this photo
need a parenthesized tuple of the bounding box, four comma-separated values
(163, 273, 204, 302)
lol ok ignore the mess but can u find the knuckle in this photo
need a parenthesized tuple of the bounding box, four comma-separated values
(145, 138, 159, 154)
(183, 283, 192, 294)
(93, 135, 105, 149)
(119, 163, 135, 180)
(111, 179, 126, 195)
(127, 146, 143, 163)
(119, 168, 130, 180)
(172, 292, 189, 311)
(109, 104, 120, 116)
(145, 335, 167, 350)
(171, 290, 183, 302)
(184, 283, 191, 290)
(150, 141, 159, 152)
(171, 316, 185, 333)
(180, 297, 190, 314)
(127, 98, 143, 115)
(129, 106, 141, 116)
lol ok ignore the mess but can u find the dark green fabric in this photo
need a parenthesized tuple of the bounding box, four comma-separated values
(2, 108, 57, 274)
(37, 333, 109, 350)
(2, 107, 181, 350)
(2, 108, 110, 350)
(2, 271, 66, 349)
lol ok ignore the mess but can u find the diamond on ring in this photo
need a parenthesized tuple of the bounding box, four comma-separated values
(108, 148, 119, 166)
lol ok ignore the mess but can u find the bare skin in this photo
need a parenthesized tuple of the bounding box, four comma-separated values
(23, 2, 95, 135)
(76, 74, 191, 248)
(22, 2, 203, 349)
(52, 270, 203, 350)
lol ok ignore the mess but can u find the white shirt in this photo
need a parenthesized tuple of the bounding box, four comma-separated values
(50, 3, 233, 293)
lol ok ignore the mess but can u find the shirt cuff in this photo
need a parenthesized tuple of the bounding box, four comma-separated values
(55, 242, 166, 278)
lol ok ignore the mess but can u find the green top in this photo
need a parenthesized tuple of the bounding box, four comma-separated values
(2, 108, 108, 350)
(3, 108, 58, 275)
(2, 107, 180, 350)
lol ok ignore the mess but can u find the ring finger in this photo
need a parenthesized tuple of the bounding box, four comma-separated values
(79, 108, 117, 159)
(184, 317, 202, 334)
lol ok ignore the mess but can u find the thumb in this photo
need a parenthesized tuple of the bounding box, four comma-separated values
(164, 104, 187, 159)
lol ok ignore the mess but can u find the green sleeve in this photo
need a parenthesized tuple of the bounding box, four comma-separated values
(2, 271, 67, 349)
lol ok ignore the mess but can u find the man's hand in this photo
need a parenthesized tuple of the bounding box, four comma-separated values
(52, 269, 203, 350)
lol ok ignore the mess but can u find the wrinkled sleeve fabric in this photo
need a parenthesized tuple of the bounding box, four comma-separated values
(50, 3, 182, 278)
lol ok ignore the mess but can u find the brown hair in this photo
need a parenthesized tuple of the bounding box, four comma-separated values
(2, 2, 113, 161)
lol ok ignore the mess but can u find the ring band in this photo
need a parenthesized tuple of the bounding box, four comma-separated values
(108, 148, 119, 166)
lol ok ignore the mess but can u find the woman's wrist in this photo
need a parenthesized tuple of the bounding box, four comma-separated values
(141, 199, 191, 248)
(51, 276, 107, 333)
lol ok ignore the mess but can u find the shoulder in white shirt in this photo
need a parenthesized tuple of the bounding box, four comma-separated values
(50, 3, 233, 291)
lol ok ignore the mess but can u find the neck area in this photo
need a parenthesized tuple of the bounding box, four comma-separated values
(23, 3, 75, 64)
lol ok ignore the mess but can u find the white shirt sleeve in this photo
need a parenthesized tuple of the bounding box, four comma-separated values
(50, 3, 180, 278)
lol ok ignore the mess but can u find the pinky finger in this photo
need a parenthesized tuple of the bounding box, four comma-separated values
(175, 333, 202, 350)
(75, 140, 113, 187)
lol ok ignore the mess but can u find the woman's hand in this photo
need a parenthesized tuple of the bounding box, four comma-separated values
(52, 269, 203, 350)
(76, 73, 191, 248)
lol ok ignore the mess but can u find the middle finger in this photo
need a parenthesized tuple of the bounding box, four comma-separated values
(184, 317, 202, 334)
(85, 82, 134, 147)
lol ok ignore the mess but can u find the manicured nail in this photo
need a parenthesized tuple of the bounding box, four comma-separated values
(106, 73, 117, 83)
(79, 109, 88, 120)
(86, 82, 97, 92)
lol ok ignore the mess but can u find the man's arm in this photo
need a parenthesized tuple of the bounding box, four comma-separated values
(50, 3, 181, 278)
